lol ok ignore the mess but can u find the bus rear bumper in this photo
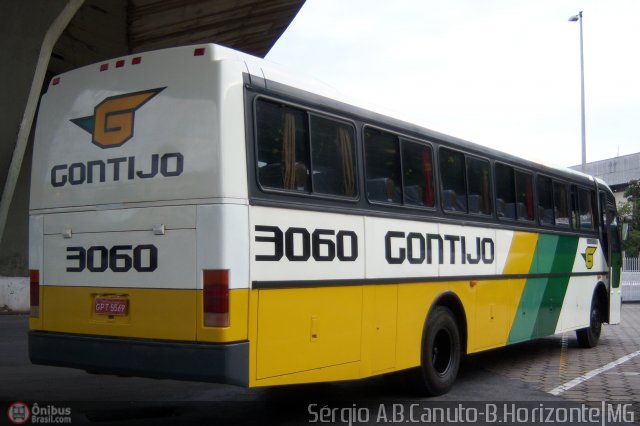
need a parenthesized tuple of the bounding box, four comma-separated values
(28, 331, 249, 386)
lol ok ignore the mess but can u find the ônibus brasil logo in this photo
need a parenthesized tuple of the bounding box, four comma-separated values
(70, 87, 165, 149)
(7, 402, 30, 424)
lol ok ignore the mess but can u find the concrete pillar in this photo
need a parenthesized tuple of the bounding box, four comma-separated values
(0, 0, 74, 276)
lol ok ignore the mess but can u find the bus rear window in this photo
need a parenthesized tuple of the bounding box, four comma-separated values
(255, 99, 357, 198)
(256, 100, 310, 192)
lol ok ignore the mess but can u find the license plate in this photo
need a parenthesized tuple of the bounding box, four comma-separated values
(94, 297, 128, 316)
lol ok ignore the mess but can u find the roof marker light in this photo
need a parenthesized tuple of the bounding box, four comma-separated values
(194, 47, 205, 56)
(52, 77, 60, 86)
(100, 63, 108, 72)
(132, 57, 141, 65)
(116, 59, 125, 68)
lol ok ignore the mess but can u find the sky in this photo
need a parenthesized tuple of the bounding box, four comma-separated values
(266, 0, 640, 168)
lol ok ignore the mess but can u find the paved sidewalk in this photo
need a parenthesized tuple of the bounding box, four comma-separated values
(468, 303, 640, 419)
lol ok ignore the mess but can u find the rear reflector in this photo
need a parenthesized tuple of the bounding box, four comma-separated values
(30, 270, 40, 318)
(132, 56, 142, 65)
(100, 63, 108, 72)
(52, 77, 60, 86)
(194, 47, 206, 56)
(116, 59, 125, 68)
(203, 270, 229, 327)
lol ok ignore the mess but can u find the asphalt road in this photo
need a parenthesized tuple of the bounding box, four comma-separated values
(2, 311, 638, 425)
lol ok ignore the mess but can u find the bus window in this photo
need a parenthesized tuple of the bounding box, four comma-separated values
(553, 181, 570, 227)
(310, 115, 357, 198)
(495, 163, 516, 220)
(570, 185, 579, 228)
(578, 188, 594, 230)
(439, 148, 467, 212)
(515, 170, 534, 221)
(402, 141, 435, 208)
(365, 128, 401, 204)
(467, 157, 492, 215)
(537, 175, 554, 225)
(256, 100, 310, 192)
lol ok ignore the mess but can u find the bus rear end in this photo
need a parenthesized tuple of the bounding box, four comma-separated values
(28, 45, 251, 385)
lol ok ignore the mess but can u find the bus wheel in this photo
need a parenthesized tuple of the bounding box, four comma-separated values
(415, 306, 461, 396)
(576, 295, 602, 348)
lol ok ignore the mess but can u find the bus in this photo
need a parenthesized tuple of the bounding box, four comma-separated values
(28, 44, 622, 396)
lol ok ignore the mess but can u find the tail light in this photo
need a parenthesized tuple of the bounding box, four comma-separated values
(203, 270, 229, 327)
(30, 270, 40, 317)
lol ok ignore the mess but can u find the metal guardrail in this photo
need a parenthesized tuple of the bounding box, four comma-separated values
(624, 256, 639, 272)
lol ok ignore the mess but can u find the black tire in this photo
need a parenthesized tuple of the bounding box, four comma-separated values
(410, 306, 461, 396)
(576, 294, 602, 348)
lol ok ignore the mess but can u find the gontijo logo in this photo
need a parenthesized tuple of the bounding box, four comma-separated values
(582, 246, 597, 270)
(71, 87, 165, 148)
(51, 86, 184, 188)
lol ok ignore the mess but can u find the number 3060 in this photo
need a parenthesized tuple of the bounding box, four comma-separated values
(66, 245, 158, 272)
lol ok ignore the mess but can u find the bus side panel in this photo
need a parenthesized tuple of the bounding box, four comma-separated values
(395, 281, 474, 369)
(555, 237, 606, 332)
(506, 234, 606, 343)
(250, 207, 367, 381)
(255, 286, 363, 380)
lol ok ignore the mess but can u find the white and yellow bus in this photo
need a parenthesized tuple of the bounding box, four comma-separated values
(29, 44, 622, 395)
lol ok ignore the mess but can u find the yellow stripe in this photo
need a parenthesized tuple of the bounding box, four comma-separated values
(36, 286, 248, 342)
(469, 232, 538, 352)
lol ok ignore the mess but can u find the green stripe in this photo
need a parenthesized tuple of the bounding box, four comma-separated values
(508, 235, 579, 343)
(508, 235, 558, 343)
(532, 236, 579, 336)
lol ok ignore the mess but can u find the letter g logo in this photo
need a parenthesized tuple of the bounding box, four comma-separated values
(70, 87, 165, 148)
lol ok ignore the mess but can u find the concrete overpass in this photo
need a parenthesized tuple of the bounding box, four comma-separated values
(0, 0, 305, 282)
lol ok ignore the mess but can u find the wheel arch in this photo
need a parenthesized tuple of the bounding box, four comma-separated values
(425, 291, 468, 355)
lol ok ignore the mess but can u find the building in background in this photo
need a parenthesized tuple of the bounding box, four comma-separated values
(570, 152, 640, 207)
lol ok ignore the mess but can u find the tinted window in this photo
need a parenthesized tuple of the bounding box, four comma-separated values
(515, 170, 534, 221)
(578, 188, 594, 230)
(310, 115, 356, 197)
(256, 100, 309, 192)
(402, 141, 435, 208)
(495, 163, 516, 219)
(554, 181, 570, 227)
(467, 157, 492, 215)
(537, 175, 554, 225)
(365, 129, 401, 203)
(439, 148, 466, 212)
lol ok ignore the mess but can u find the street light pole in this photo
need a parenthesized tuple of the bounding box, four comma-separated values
(569, 11, 586, 172)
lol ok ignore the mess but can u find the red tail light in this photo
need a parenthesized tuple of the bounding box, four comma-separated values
(30, 270, 40, 317)
(203, 270, 229, 327)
